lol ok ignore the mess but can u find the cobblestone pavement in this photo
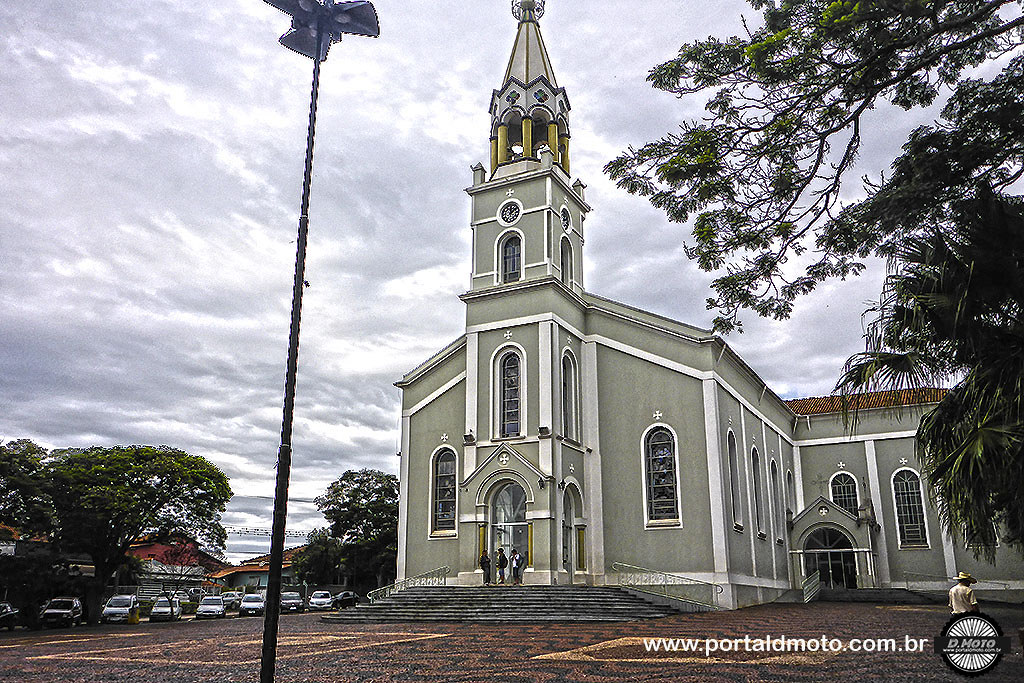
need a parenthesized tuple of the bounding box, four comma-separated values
(0, 602, 1021, 682)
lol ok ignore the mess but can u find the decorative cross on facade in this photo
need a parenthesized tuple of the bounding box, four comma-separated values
(504, 330, 513, 340)
(818, 505, 830, 517)
(506, 188, 515, 197)
(837, 461, 846, 469)
(899, 458, 908, 465)
(498, 452, 509, 466)
(568, 464, 575, 474)
(653, 410, 663, 420)
(440, 433, 448, 442)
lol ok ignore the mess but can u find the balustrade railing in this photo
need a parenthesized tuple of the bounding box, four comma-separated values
(901, 571, 1009, 590)
(612, 562, 723, 610)
(367, 566, 450, 604)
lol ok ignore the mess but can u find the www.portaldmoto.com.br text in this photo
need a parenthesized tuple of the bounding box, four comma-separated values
(643, 634, 931, 656)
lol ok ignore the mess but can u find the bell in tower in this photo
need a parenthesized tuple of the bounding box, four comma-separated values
(489, 0, 571, 175)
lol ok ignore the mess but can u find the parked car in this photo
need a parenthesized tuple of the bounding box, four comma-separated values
(307, 591, 334, 611)
(280, 592, 304, 613)
(172, 591, 192, 604)
(149, 596, 182, 622)
(40, 597, 83, 628)
(238, 593, 265, 616)
(220, 592, 243, 610)
(101, 594, 139, 624)
(332, 591, 360, 609)
(0, 602, 19, 630)
(194, 596, 227, 620)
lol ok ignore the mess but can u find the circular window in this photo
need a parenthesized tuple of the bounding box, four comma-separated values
(560, 207, 571, 232)
(497, 199, 523, 226)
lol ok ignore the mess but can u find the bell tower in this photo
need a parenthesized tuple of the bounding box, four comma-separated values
(465, 0, 590, 299)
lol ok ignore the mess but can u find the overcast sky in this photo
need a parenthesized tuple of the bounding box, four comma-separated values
(1, 1, 935, 562)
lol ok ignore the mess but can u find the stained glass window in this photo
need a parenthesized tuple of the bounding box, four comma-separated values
(645, 428, 678, 521)
(433, 450, 456, 532)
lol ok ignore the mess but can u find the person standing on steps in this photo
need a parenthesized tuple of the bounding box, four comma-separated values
(479, 550, 491, 585)
(510, 548, 522, 585)
(496, 547, 508, 584)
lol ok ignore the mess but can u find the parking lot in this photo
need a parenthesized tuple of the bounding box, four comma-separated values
(0, 602, 1021, 682)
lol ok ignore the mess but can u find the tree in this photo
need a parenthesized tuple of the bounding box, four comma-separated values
(0, 440, 53, 532)
(315, 469, 398, 589)
(18, 445, 231, 624)
(605, 0, 1024, 332)
(291, 528, 345, 586)
(836, 186, 1024, 555)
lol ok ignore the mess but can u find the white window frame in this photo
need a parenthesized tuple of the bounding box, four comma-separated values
(494, 228, 525, 285)
(727, 429, 744, 531)
(560, 348, 579, 442)
(428, 445, 458, 539)
(828, 471, 860, 517)
(891, 467, 931, 549)
(489, 343, 528, 440)
(639, 423, 682, 528)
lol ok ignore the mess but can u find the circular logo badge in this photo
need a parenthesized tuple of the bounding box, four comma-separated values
(935, 612, 1010, 677)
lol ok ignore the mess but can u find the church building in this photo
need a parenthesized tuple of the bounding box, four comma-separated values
(394, 1, 1023, 609)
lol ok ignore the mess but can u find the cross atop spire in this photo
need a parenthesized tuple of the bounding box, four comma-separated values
(512, 0, 545, 23)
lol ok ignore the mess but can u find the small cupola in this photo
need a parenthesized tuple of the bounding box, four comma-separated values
(489, 0, 571, 175)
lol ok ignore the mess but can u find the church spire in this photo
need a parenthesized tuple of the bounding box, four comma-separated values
(489, 0, 571, 176)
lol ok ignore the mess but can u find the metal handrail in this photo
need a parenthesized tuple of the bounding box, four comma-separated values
(802, 570, 821, 603)
(901, 571, 1010, 589)
(612, 562, 723, 609)
(367, 566, 450, 604)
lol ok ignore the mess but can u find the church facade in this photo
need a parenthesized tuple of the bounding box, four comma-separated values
(394, 1, 1023, 609)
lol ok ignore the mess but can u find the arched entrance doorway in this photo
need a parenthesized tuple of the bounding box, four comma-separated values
(491, 482, 528, 566)
(803, 527, 857, 589)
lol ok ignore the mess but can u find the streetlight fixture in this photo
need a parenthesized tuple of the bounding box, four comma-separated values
(259, 2, 379, 682)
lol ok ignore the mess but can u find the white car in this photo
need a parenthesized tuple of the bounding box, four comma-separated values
(238, 593, 266, 616)
(195, 596, 227, 619)
(307, 591, 334, 611)
(149, 596, 182, 622)
(101, 595, 139, 624)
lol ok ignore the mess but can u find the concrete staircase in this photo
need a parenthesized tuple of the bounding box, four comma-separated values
(321, 585, 679, 623)
(818, 587, 940, 604)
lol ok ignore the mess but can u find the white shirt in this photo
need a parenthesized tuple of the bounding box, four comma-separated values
(949, 583, 977, 613)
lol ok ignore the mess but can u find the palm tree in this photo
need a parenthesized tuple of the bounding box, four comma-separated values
(836, 185, 1024, 558)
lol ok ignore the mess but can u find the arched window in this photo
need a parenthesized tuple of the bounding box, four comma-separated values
(727, 431, 743, 529)
(501, 234, 522, 283)
(499, 352, 521, 437)
(893, 469, 928, 547)
(786, 470, 796, 515)
(770, 460, 783, 541)
(432, 449, 457, 532)
(830, 472, 859, 516)
(560, 237, 573, 286)
(752, 447, 764, 536)
(560, 353, 578, 441)
(644, 427, 679, 522)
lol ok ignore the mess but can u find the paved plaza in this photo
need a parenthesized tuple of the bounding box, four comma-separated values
(0, 602, 1021, 682)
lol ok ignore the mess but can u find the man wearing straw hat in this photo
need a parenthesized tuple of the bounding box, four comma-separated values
(949, 572, 979, 614)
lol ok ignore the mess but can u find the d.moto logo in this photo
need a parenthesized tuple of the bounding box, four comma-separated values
(934, 612, 1012, 677)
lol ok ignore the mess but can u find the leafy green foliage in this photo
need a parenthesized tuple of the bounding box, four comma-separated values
(0, 443, 232, 623)
(315, 469, 398, 588)
(606, 0, 1024, 332)
(0, 440, 53, 533)
(837, 187, 1024, 556)
(291, 528, 345, 586)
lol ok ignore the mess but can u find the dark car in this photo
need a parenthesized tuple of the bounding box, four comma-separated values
(238, 593, 265, 616)
(332, 591, 359, 609)
(280, 592, 304, 613)
(40, 597, 83, 628)
(0, 602, 19, 630)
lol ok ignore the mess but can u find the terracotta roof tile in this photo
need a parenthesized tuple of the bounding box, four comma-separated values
(785, 388, 948, 416)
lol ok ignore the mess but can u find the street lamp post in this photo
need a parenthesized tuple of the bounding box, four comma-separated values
(259, 3, 379, 682)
